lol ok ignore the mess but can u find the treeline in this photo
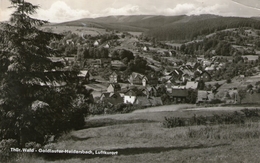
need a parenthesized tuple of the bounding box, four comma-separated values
(146, 17, 260, 41)
(179, 28, 259, 57)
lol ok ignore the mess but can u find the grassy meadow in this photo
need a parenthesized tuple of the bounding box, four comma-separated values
(7, 105, 260, 163)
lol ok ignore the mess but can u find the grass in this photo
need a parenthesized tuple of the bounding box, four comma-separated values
(6, 106, 260, 163)
(8, 121, 260, 163)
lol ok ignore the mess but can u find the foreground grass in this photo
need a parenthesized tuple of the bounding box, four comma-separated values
(9, 121, 260, 163)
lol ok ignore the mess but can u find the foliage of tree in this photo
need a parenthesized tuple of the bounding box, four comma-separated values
(238, 89, 247, 104)
(186, 89, 198, 104)
(110, 49, 134, 61)
(0, 0, 87, 147)
(146, 16, 260, 41)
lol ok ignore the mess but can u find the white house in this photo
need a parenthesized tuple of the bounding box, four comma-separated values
(124, 89, 137, 104)
(93, 40, 100, 46)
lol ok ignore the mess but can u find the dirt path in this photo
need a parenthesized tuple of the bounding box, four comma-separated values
(87, 104, 260, 122)
(88, 104, 195, 121)
(186, 106, 260, 111)
(132, 104, 195, 113)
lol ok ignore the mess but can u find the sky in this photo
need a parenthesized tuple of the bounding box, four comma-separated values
(1, 0, 260, 23)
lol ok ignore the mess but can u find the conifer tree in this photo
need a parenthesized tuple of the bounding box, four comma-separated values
(0, 0, 86, 147)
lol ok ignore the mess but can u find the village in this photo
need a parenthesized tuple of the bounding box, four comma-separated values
(46, 27, 260, 113)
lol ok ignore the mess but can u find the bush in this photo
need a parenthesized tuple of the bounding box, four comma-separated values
(107, 103, 141, 114)
(226, 78, 232, 83)
(163, 111, 246, 128)
(0, 139, 18, 162)
(88, 104, 105, 115)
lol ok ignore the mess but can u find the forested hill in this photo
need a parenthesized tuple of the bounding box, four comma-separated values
(55, 14, 260, 41)
(145, 16, 260, 41)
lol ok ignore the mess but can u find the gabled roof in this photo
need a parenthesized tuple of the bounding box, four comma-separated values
(200, 71, 211, 77)
(78, 70, 89, 77)
(100, 92, 123, 105)
(128, 72, 148, 82)
(110, 71, 118, 77)
(124, 87, 145, 96)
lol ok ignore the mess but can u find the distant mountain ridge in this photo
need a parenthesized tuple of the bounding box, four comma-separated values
(53, 14, 260, 41)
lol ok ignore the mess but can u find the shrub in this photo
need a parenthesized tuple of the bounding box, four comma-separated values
(163, 111, 246, 128)
(88, 104, 105, 115)
(0, 139, 18, 162)
(25, 142, 41, 149)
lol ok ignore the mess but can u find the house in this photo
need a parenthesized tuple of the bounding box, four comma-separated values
(140, 85, 158, 97)
(205, 65, 215, 72)
(93, 40, 100, 46)
(196, 91, 215, 103)
(128, 72, 148, 86)
(186, 81, 199, 89)
(146, 74, 158, 86)
(172, 85, 186, 89)
(109, 71, 119, 83)
(200, 71, 212, 82)
(66, 39, 74, 45)
(100, 58, 111, 67)
(123, 88, 145, 104)
(148, 65, 161, 72)
(78, 70, 92, 83)
(103, 43, 110, 49)
(91, 59, 102, 68)
(166, 81, 175, 93)
(107, 83, 121, 93)
(202, 60, 211, 67)
(171, 69, 183, 81)
(168, 89, 188, 103)
(134, 96, 163, 107)
(182, 73, 193, 82)
(143, 46, 149, 51)
(100, 92, 124, 106)
(162, 69, 173, 76)
(111, 60, 127, 70)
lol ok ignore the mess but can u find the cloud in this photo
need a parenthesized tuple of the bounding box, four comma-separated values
(190, 4, 223, 15)
(103, 5, 140, 15)
(165, 3, 196, 15)
(162, 3, 223, 16)
(36, 1, 92, 22)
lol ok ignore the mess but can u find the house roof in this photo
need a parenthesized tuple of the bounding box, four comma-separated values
(172, 85, 186, 89)
(197, 91, 214, 102)
(200, 71, 211, 77)
(128, 72, 148, 83)
(168, 89, 188, 97)
(111, 60, 126, 67)
(135, 96, 163, 107)
(108, 83, 121, 89)
(110, 71, 118, 77)
(100, 92, 123, 105)
(78, 70, 89, 77)
(124, 87, 145, 96)
(186, 81, 198, 89)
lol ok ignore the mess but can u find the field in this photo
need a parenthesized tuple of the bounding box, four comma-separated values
(40, 26, 109, 36)
(9, 105, 260, 163)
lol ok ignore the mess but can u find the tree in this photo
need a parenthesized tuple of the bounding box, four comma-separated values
(238, 89, 247, 104)
(186, 89, 198, 104)
(0, 0, 84, 147)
